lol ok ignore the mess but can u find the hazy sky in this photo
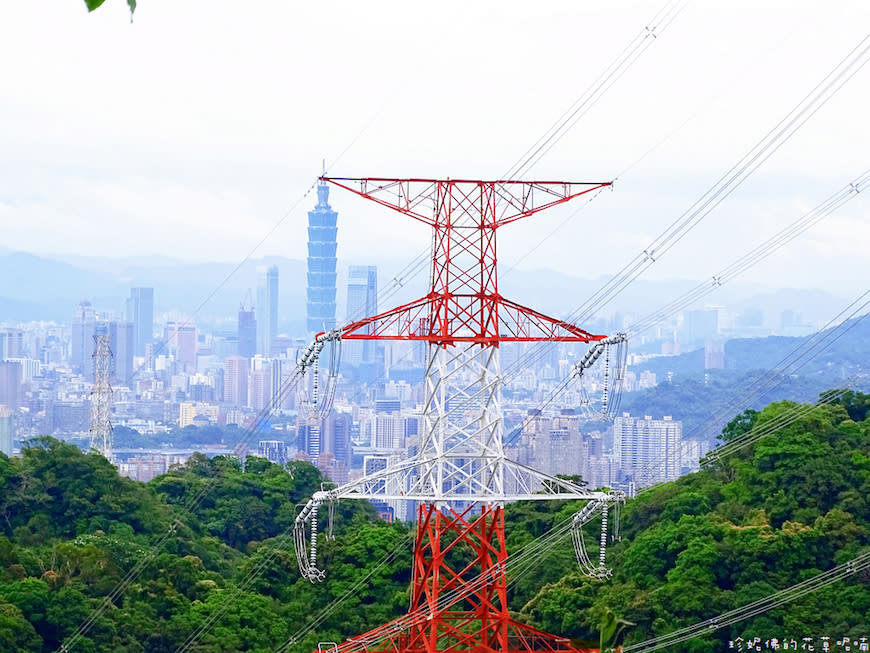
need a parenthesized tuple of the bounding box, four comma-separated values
(1, 1, 868, 292)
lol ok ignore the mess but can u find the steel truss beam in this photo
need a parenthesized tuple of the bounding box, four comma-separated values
(322, 178, 609, 346)
(297, 177, 618, 653)
(318, 504, 596, 653)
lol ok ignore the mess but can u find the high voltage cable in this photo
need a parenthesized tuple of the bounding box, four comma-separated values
(355, 0, 688, 326)
(281, 336, 868, 653)
(504, 166, 869, 387)
(528, 168, 869, 443)
(573, 31, 870, 320)
(302, 205, 867, 651)
(626, 169, 870, 337)
(623, 549, 870, 652)
(72, 12, 863, 653)
(503, 32, 870, 381)
(344, 0, 692, 466)
(61, 51, 399, 650)
(501, 0, 688, 180)
(270, 11, 693, 647)
(336, 0, 681, 324)
(631, 294, 869, 492)
(190, 299, 867, 652)
(57, 365, 309, 653)
(293, 180, 869, 652)
(288, 141, 870, 653)
(683, 290, 869, 440)
(60, 364, 307, 652)
(62, 4, 686, 648)
(703, 385, 857, 464)
(174, 503, 578, 653)
(272, 530, 417, 653)
(500, 0, 809, 281)
(313, 0, 693, 474)
(279, 516, 581, 653)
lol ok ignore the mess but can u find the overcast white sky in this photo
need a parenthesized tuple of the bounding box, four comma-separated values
(0, 1, 868, 292)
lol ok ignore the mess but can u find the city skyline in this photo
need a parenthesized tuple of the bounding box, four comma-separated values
(0, 4, 867, 648)
(0, 2, 867, 294)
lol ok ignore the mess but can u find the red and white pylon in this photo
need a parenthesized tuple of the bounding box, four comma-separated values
(295, 178, 624, 653)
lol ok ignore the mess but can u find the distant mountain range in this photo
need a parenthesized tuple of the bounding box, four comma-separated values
(619, 315, 870, 439)
(0, 250, 854, 336)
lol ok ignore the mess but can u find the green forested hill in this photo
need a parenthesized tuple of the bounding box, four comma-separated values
(517, 391, 870, 651)
(0, 392, 868, 652)
(619, 317, 870, 437)
(0, 441, 411, 652)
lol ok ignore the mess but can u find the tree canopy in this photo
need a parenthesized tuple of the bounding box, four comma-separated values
(0, 391, 868, 650)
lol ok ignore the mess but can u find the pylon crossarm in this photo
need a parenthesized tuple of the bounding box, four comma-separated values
(293, 455, 617, 581)
(336, 294, 433, 341)
(322, 177, 611, 228)
(496, 296, 607, 342)
(332, 293, 608, 344)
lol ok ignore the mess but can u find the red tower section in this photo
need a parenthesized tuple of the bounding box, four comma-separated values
(308, 178, 612, 653)
(326, 178, 609, 346)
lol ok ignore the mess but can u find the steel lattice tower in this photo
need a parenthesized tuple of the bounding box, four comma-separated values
(89, 333, 113, 460)
(296, 178, 619, 653)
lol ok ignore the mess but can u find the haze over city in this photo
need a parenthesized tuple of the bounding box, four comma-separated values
(1, 1, 868, 293)
(0, 2, 868, 652)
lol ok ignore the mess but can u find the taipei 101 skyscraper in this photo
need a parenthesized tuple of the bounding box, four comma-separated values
(306, 178, 338, 333)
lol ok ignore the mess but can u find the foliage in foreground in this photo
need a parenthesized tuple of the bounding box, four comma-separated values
(0, 390, 868, 651)
(518, 390, 870, 650)
(0, 440, 410, 652)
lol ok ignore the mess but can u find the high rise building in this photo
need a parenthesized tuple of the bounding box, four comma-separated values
(0, 361, 22, 411)
(613, 413, 682, 487)
(330, 412, 352, 470)
(0, 407, 13, 457)
(296, 418, 322, 460)
(538, 409, 584, 479)
(126, 287, 154, 357)
(164, 322, 197, 371)
(238, 301, 257, 359)
(306, 181, 338, 333)
(249, 367, 272, 410)
(106, 320, 134, 388)
(223, 356, 249, 408)
(71, 300, 96, 378)
(0, 328, 24, 360)
(258, 440, 289, 465)
(345, 265, 378, 365)
(269, 359, 294, 410)
(256, 265, 279, 355)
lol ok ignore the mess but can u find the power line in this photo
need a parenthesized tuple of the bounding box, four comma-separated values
(629, 292, 869, 490)
(624, 549, 870, 652)
(626, 169, 870, 338)
(503, 32, 870, 381)
(355, 0, 689, 328)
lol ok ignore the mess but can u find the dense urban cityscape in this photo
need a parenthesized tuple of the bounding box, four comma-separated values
(0, 179, 841, 517)
(0, 3, 868, 652)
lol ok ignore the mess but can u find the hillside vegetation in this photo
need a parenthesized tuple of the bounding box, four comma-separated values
(0, 391, 867, 651)
(517, 390, 870, 650)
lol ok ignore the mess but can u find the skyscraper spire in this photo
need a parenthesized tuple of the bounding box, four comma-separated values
(306, 176, 338, 333)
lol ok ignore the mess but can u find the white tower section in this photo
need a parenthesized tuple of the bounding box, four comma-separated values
(89, 334, 113, 460)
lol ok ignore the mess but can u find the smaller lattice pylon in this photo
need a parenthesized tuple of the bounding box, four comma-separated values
(89, 333, 114, 460)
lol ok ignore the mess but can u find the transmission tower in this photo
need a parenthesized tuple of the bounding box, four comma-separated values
(296, 178, 623, 653)
(89, 333, 114, 460)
